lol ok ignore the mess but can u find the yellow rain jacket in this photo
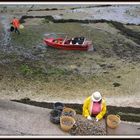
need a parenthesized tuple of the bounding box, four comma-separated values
(82, 96, 107, 120)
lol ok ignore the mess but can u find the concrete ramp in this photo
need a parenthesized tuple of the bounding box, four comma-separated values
(0, 100, 70, 136)
(107, 121, 140, 135)
(0, 99, 139, 136)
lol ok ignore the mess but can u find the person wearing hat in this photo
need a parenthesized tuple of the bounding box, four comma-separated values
(82, 91, 107, 122)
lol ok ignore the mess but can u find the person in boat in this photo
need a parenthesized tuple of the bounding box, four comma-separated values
(11, 17, 20, 35)
(82, 91, 107, 122)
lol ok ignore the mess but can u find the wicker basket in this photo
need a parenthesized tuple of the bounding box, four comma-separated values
(62, 107, 76, 117)
(60, 116, 76, 132)
(107, 114, 121, 129)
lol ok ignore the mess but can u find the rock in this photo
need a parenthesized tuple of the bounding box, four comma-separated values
(100, 64, 106, 67)
(113, 82, 121, 87)
(103, 71, 109, 74)
(21, 97, 30, 102)
(0, 75, 3, 80)
(107, 64, 114, 68)
(116, 76, 121, 78)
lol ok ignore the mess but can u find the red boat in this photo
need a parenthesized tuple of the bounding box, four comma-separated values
(44, 35, 93, 51)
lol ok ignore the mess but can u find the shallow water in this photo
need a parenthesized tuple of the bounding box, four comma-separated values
(70, 5, 140, 24)
(0, 15, 11, 46)
(1, 5, 140, 25)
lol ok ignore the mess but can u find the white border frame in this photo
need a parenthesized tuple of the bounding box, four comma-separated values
(0, 2, 140, 4)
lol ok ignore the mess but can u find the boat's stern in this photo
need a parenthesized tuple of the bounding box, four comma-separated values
(88, 43, 94, 51)
(84, 40, 93, 51)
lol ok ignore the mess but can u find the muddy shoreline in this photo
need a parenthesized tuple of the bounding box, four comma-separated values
(12, 99, 140, 122)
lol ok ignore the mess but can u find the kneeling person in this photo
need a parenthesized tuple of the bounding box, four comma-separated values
(82, 91, 107, 122)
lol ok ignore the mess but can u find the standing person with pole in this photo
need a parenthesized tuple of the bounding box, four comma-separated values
(11, 17, 20, 35)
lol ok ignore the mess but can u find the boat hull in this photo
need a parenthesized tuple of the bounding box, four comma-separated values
(44, 38, 90, 51)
